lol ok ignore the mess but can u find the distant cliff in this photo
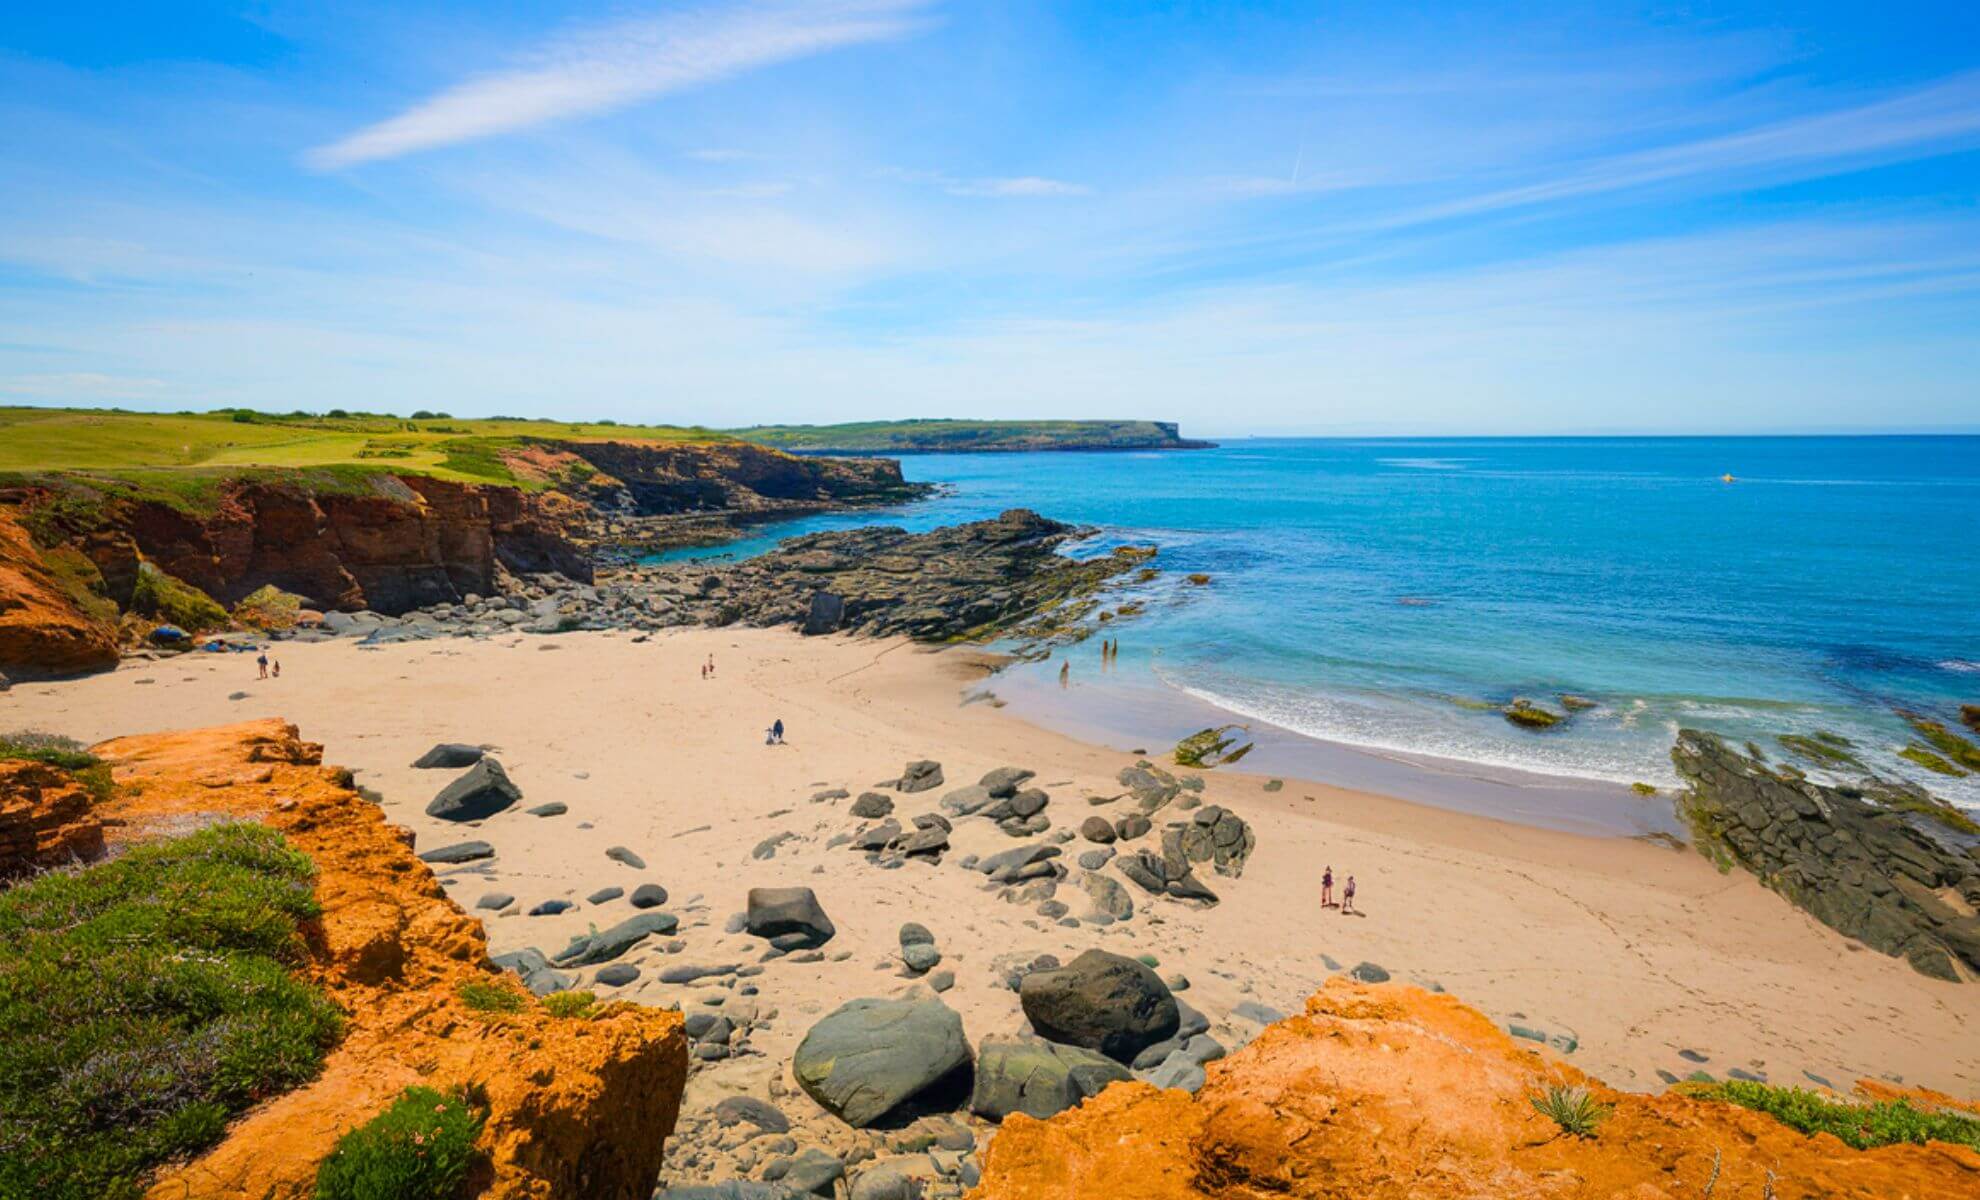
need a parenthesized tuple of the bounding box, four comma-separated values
(735, 419, 1216, 455)
(0, 437, 927, 675)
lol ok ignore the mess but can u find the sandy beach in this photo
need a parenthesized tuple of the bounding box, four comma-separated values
(5, 625, 1975, 1101)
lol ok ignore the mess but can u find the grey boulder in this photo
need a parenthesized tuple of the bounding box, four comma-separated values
(969, 1034, 1130, 1122)
(551, 910, 679, 966)
(412, 743, 485, 769)
(746, 886, 836, 947)
(491, 946, 574, 996)
(897, 760, 944, 793)
(418, 839, 494, 864)
(426, 758, 522, 821)
(792, 996, 971, 1127)
(1020, 948, 1179, 1063)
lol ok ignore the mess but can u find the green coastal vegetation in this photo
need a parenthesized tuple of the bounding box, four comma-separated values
(1689, 1081, 1980, 1152)
(314, 1085, 485, 1200)
(0, 822, 341, 1200)
(0, 407, 1203, 503)
(0, 730, 116, 802)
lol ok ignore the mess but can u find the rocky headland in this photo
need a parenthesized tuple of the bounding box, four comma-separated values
(1672, 729, 1980, 981)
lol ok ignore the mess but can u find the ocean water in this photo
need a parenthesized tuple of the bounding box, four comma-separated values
(663, 437, 1980, 821)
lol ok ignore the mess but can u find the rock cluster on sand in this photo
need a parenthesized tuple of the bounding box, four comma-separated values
(969, 1036, 1129, 1122)
(1672, 729, 1980, 980)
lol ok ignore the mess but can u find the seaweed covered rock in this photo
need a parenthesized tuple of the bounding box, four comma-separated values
(1672, 729, 1980, 981)
(1173, 726, 1253, 768)
(971, 1035, 1131, 1122)
(1502, 699, 1563, 730)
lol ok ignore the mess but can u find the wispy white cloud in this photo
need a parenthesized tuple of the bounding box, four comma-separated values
(1404, 70, 1980, 225)
(947, 176, 1091, 197)
(878, 167, 1091, 197)
(306, 1, 934, 169)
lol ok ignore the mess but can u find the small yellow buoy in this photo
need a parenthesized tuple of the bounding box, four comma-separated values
(1721, 473, 1736, 484)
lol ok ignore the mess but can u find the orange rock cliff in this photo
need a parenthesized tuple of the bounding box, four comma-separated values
(968, 980, 1979, 1200)
(84, 719, 686, 1200)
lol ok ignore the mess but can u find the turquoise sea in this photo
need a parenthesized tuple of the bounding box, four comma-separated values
(665, 438, 1980, 830)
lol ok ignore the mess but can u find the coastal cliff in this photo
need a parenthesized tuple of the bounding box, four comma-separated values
(971, 979, 1980, 1200)
(0, 436, 927, 675)
(61, 719, 688, 1199)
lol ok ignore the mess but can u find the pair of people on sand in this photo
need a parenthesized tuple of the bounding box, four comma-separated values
(765, 718, 784, 745)
(256, 652, 280, 680)
(1320, 865, 1357, 914)
(700, 654, 716, 680)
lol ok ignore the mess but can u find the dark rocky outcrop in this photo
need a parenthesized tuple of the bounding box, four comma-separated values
(618, 511, 1155, 644)
(1672, 729, 1980, 981)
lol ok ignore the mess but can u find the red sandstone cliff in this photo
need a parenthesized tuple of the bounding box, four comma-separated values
(82, 719, 688, 1200)
(970, 979, 1979, 1200)
(0, 507, 120, 676)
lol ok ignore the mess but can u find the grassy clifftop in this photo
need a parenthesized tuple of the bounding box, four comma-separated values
(0, 406, 724, 489)
(735, 418, 1212, 453)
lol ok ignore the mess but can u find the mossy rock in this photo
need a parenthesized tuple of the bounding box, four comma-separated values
(1898, 744, 1968, 778)
(1962, 704, 1980, 736)
(1185, 573, 1211, 585)
(1558, 694, 1598, 712)
(1776, 733, 1860, 769)
(129, 561, 228, 632)
(231, 584, 307, 630)
(1630, 782, 1659, 797)
(1502, 700, 1563, 730)
(1174, 725, 1253, 768)
(1901, 715, 1980, 772)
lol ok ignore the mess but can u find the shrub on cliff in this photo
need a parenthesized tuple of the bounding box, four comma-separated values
(0, 822, 343, 1200)
(129, 560, 229, 632)
(314, 1085, 485, 1200)
(1695, 1081, 1980, 1151)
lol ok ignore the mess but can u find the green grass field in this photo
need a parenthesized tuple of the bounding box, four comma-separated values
(738, 417, 1196, 452)
(0, 407, 725, 484)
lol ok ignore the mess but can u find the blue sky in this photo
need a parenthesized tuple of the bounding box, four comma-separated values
(2, 2, 1977, 434)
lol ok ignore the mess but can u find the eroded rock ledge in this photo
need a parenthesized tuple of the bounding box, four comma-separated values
(85, 719, 686, 1200)
(1671, 729, 1980, 981)
(971, 979, 1980, 1200)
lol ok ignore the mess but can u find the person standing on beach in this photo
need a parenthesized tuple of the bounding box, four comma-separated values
(772, 718, 784, 744)
(256, 652, 268, 680)
(707, 653, 716, 678)
(1342, 874, 1357, 914)
(271, 658, 281, 679)
(1321, 865, 1333, 908)
(1059, 660, 1070, 688)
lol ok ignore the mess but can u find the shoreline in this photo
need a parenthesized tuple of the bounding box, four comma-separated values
(5, 623, 1974, 1102)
